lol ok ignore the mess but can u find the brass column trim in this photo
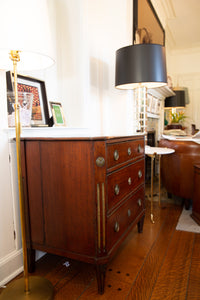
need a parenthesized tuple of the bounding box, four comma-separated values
(151, 155, 155, 224)
(101, 183, 106, 250)
(97, 184, 101, 252)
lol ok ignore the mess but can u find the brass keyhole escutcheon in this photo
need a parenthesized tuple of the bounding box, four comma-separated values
(137, 198, 142, 207)
(96, 156, 105, 167)
(128, 177, 132, 185)
(138, 144, 141, 153)
(127, 147, 131, 156)
(127, 209, 131, 217)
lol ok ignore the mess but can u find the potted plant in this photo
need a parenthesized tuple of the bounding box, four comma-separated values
(167, 111, 186, 129)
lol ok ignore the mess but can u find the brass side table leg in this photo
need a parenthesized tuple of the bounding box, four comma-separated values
(151, 155, 155, 223)
(158, 155, 161, 207)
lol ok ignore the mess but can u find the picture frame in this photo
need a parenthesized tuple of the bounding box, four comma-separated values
(147, 93, 152, 112)
(6, 71, 50, 126)
(133, 0, 165, 46)
(49, 101, 66, 127)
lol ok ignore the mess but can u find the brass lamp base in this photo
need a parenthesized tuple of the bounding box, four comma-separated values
(0, 276, 53, 300)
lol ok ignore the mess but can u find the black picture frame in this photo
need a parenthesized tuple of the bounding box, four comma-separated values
(6, 71, 50, 126)
(133, 0, 165, 46)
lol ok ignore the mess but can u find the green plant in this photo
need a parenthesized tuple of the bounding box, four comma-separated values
(170, 111, 187, 124)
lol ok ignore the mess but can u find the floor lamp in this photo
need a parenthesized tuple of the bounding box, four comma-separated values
(0, 1, 55, 299)
(115, 1, 167, 224)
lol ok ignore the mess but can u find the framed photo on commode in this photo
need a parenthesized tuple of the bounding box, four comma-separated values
(6, 71, 50, 126)
(49, 101, 66, 127)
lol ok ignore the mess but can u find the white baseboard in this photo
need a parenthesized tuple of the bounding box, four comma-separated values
(0, 249, 46, 287)
(0, 249, 23, 287)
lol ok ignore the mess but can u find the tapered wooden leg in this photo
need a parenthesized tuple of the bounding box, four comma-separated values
(137, 215, 145, 233)
(185, 199, 191, 210)
(96, 264, 107, 294)
(27, 248, 35, 273)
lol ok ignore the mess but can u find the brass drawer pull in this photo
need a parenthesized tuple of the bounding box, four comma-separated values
(114, 222, 120, 232)
(128, 177, 132, 185)
(138, 170, 142, 179)
(113, 149, 119, 161)
(127, 147, 131, 156)
(138, 144, 141, 153)
(137, 198, 142, 207)
(127, 209, 131, 217)
(114, 184, 120, 195)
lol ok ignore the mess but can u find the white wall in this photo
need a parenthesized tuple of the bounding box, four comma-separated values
(167, 47, 200, 130)
(50, 0, 136, 135)
(1, 0, 138, 286)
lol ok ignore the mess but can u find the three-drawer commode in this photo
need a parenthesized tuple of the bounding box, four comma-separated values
(20, 135, 145, 294)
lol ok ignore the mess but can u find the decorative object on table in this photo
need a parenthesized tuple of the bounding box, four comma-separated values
(165, 90, 186, 129)
(0, 0, 55, 299)
(49, 101, 66, 127)
(115, 0, 167, 135)
(167, 111, 187, 129)
(6, 72, 50, 127)
(7, 91, 33, 127)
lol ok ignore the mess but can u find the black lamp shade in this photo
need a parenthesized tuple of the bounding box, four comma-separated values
(115, 44, 167, 89)
(165, 90, 185, 108)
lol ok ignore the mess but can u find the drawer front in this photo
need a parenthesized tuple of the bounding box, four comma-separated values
(107, 186, 145, 252)
(107, 159, 144, 212)
(106, 139, 144, 170)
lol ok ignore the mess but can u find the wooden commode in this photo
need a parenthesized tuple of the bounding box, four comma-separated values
(20, 135, 145, 294)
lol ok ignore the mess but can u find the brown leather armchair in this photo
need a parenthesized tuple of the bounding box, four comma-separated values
(159, 139, 200, 209)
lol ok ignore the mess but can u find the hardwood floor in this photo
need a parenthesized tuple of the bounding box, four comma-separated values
(1, 189, 200, 299)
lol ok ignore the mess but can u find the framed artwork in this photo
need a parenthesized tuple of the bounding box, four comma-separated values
(133, 0, 165, 46)
(151, 97, 157, 114)
(49, 102, 66, 127)
(6, 71, 50, 126)
(147, 93, 152, 112)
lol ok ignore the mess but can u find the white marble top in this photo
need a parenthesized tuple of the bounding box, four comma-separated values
(5, 127, 145, 139)
(145, 146, 175, 156)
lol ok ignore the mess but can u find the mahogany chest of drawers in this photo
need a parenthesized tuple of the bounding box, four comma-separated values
(20, 135, 145, 294)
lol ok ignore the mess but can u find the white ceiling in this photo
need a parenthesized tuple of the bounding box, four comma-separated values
(152, 0, 200, 51)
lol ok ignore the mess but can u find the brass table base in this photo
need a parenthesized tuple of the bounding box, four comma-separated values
(0, 276, 53, 300)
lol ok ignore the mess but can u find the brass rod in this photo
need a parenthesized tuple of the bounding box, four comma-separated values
(158, 155, 161, 207)
(101, 183, 105, 250)
(11, 50, 30, 294)
(97, 183, 101, 252)
(151, 155, 155, 224)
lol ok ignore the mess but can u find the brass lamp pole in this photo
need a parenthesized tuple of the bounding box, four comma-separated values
(0, 52, 54, 300)
(11, 50, 30, 294)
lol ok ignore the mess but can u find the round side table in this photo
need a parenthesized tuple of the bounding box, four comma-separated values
(145, 146, 175, 223)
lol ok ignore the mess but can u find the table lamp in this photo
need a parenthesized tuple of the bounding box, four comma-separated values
(0, 0, 55, 299)
(165, 90, 186, 110)
(115, 0, 167, 134)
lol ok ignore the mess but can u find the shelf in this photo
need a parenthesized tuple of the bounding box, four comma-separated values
(148, 86, 175, 99)
(147, 112, 160, 119)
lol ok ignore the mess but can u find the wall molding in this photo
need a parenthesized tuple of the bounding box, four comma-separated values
(0, 249, 23, 287)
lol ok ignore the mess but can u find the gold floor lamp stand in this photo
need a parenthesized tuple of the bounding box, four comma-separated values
(0, 51, 53, 300)
(0, 277, 53, 300)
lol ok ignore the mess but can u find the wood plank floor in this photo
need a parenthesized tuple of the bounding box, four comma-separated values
(1, 190, 200, 299)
